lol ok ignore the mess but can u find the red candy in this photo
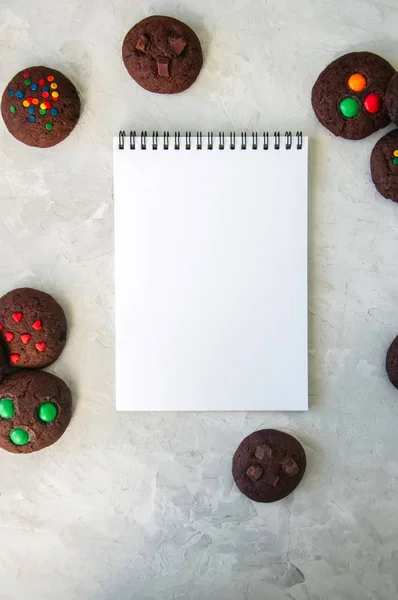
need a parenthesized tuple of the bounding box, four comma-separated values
(42, 91, 50, 99)
(4, 332, 14, 342)
(32, 320, 42, 331)
(364, 93, 381, 114)
(44, 101, 51, 109)
(23, 71, 30, 78)
(35, 342, 46, 352)
(21, 333, 31, 344)
(0, 324, 2, 330)
(10, 354, 20, 364)
(39, 78, 45, 85)
(52, 96, 59, 102)
(12, 312, 23, 322)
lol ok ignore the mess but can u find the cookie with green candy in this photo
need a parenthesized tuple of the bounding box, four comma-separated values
(1, 66, 80, 148)
(0, 370, 72, 454)
(312, 52, 395, 140)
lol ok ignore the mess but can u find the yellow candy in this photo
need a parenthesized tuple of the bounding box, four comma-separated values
(348, 73, 366, 92)
(40, 102, 47, 110)
(50, 83, 57, 89)
(394, 150, 398, 157)
(51, 91, 59, 98)
(22, 100, 29, 107)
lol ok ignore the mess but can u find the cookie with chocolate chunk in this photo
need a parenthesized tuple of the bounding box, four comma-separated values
(1, 66, 80, 148)
(122, 15, 203, 94)
(370, 129, 398, 203)
(312, 52, 395, 140)
(232, 429, 306, 503)
(0, 370, 72, 454)
(0, 288, 67, 369)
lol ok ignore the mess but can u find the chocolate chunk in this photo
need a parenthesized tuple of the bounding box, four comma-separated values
(169, 36, 187, 56)
(246, 465, 263, 481)
(157, 58, 170, 78)
(254, 444, 273, 461)
(280, 456, 299, 477)
(135, 35, 150, 53)
(264, 474, 280, 488)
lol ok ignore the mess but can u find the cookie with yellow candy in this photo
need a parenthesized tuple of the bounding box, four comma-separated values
(1, 66, 80, 147)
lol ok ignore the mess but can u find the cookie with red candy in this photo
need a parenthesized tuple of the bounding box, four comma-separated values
(0, 288, 67, 369)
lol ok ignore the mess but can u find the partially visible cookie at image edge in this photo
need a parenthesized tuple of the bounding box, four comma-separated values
(370, 129, 398, 203)
(1, 66, 80, 148)
(385, 72, 398, 126)
(122, 15, 203, 94)
(232, 429, 306, 503)
(312, 52, 395, 140)
(0, 370, 72, 454)
(0, 288, 67, 369)
(0, 345, 6, 382)
(386, 335, 398, 388)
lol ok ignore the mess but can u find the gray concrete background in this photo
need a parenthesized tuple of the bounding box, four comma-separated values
(1, 0, 398, 598)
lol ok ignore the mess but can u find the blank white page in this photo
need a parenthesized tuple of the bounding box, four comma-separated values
(114, 133, 308, 411)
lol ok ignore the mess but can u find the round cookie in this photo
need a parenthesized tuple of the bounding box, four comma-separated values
(0, 288, 67, 369)
(312, 52, 395, 140)
(386, 72, 398, 126)
(386, 335, 398, 388)
(0, 370, 71, 454)
(1, 66, 80, 148)
(0, 345, 7, 381)
(122, 15, 203, 94)
(232, 429, 306, 503)
(370, 129, 398, 203)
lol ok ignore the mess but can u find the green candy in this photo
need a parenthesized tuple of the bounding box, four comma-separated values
(10, 428, 29, 446)
(39, 402, 57, 422)
(393, 157, 398, 165)
(24, 78, 31, 85)
(39, 108, 46, 115)
(339, 97, 360, 118)
(45, 123, 53, 131)
(10, 105, 16, 114)
(0, 398, 15, 419)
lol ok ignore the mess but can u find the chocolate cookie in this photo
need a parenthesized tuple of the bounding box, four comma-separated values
(232, 429, 306, 503)
(370, 129, 398, 203)
(0, 345, 6, 382)
(386, 72, 398, 126)
(312, 52, 395, 140)
(0, 370, 72, 454)
(122, 15, 203, 94)
(386, 335, 398, 388)
(0, 288, 67, 369)
(1, 66, 80, 148)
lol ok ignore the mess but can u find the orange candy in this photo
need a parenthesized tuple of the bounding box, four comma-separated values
(47, 75, 54, 82)
(348, 73, 366, 92)
(32, 98, 39, 105)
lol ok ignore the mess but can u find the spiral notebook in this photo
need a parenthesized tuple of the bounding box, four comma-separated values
(114, 131, 308, 411)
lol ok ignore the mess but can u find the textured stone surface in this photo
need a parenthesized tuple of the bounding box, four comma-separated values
(1, 0, 398, 598)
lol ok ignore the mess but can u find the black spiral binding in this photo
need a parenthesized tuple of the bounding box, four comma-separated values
(118, 131, 303, 150)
